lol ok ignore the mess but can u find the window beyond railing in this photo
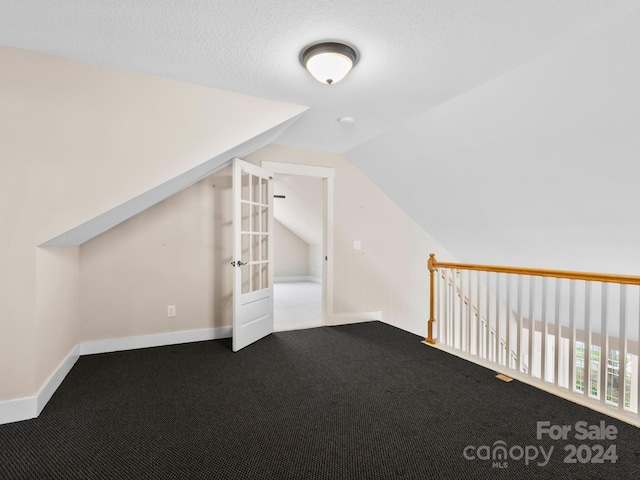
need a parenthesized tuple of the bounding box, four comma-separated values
(425, 254, 640, 425)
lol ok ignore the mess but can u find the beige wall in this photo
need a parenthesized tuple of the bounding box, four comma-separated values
(1, 44, 454, 406)
(274, 220, 309, 279)
(80, 164, 238, 344)
(79, 143, 457, 353)
(80, 178, 219, 341)
(211, 166, 234, 332)
(0, 44, 303, 403)
(36, 247, 80, 387)
(246, 144, 458, 336)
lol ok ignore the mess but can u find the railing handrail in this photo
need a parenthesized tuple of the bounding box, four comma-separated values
(425, 253, 640, 346)
(431, 257, 640, 286)
(426, 253, 640, 424)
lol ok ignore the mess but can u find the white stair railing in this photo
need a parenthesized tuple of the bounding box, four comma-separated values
(425, 254, 640, 426)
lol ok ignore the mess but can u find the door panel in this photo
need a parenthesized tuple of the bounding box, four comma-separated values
(232, 158, 274, 351)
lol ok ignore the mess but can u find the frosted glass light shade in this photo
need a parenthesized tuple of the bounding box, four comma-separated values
(306, 52, 352, 85)
(300, 42, 358, 85)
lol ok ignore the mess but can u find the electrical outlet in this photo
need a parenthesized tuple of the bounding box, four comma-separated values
(353, 240, 361, 250)
(168, 305, 176, 317)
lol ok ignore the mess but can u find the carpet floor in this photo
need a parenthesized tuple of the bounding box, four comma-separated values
(1, 321, 639, 479)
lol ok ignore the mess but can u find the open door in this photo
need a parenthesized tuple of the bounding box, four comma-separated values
(232, 158, 274, 351)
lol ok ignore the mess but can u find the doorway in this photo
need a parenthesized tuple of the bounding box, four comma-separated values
(261, 161, 335, 331)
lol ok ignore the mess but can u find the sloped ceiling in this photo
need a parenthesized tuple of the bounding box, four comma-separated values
(3, 1, 640, 271)
(347, 9, 640, 275)
(273, 175, 323, 246)
(41, 117, 303, 246)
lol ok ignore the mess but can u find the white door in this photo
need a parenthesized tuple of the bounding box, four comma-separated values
(232, 158, 274, 351)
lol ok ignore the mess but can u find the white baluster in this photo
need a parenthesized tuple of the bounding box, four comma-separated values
(467, 269, 472, 354)
(476, 270, 482, 358)
(528, 277, 535, 378)
(568, 280, 576, 392)
(600, 283, 608, 405)
(585, 282, 592, 398)
(517, 275, 523, 373)
(505, 274, 511, 369)
(495, 272, 500, 365)
(541, 277, 548, 382)
(485, 271, 491, 361)
(619, 284, 627, 412)
(554, 278, 561, 387)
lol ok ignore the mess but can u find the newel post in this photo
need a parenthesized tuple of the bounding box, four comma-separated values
(425, 254, 437, 345)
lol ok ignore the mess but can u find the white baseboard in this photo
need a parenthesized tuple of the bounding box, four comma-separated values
(38, 344, 80, 414)
(275, 276, 322, 284)
(0, 396, 37, 426)
(326, 311, 382, 326)
(0, 344, 80, 425)
(80, 327, 233, 355)
(0, 327, 232, 425)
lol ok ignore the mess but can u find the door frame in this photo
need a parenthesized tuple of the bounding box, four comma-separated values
(261, 161, 335, 323)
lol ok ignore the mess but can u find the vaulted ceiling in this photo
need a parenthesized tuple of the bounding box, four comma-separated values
(3, 1, 640, 273)
(273, 175, 323, 246)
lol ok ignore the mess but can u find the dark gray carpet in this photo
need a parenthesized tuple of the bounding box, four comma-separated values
(1, 321, 639, 479)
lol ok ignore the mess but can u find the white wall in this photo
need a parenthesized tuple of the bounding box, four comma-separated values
(274, 220, 309, 279)
(308, 244, 322, 282)
(273, 175, 323, 245)
(273, 173, 323, 282)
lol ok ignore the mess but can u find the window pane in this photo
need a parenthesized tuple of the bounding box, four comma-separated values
(252, 264, 260, 292)
(252, 234, 260, 263)
(252, 174, 260, 204)
(261, 262, 269, 290)
(241, 202, 250, 231)
(261, 205, 268, 232)
(241, 172, 251, 202)
(261, 178, 268, 205)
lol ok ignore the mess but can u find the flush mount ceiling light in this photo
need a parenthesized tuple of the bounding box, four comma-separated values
(300, 42, 358, 85)
(337, 116, 355, 125)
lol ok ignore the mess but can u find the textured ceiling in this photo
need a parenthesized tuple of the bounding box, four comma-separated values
(2, 1, 639, 153)
(4, 1, 640, 272)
